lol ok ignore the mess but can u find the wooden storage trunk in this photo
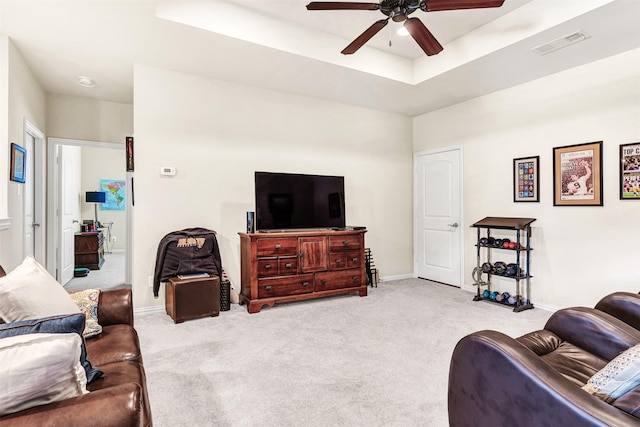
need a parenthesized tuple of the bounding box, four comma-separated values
(165, 275, 220, 323)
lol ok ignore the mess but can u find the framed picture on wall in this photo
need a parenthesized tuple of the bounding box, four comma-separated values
(513, 156, 539, 202)
(553, 141, 603, 206)
(620, 142, 640, 200)
(10, 143, 26, 183)
(126, 136, 134, 172)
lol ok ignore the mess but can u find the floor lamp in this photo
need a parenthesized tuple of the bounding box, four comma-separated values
(85, 191, 106, 228)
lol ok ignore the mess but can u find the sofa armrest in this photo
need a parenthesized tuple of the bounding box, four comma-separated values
(98, 289, 134, 327)
(544, 307, 640, 361)
(448, 330, 640, 427)
(0, 382, 144, 427)
(595, 292, 640, 330)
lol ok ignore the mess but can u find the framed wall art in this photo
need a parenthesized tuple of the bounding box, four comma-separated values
(553, 141, 603, 206)
(513, 156, 539, 202)
(620, 142, 640, 200)
(126, 136, 134, 172)
(10, 143, 26, 183)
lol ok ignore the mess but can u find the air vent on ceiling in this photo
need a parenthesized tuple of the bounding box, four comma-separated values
(531, 31, 590, 56)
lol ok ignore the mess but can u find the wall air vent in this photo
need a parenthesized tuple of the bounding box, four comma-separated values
(531, 31, 590, 55)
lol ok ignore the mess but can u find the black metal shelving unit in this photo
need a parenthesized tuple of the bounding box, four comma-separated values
(471, 217, 536, 312)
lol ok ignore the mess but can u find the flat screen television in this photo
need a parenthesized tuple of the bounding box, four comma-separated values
(255, 171, 346, 231)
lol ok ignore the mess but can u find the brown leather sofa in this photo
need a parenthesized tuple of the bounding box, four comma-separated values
(0, 288, 152, 427)
(448, 293, 640, 427)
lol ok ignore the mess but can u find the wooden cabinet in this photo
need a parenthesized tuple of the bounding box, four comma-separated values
(239, 229, 367, 313)
(74, 231, 105, 270)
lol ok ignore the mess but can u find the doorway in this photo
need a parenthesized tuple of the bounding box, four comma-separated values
(47, 138, 130, 290)
(414, 146, 464, 286)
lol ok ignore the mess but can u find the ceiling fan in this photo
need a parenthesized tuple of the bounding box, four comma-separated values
(306, 0, 505, 56)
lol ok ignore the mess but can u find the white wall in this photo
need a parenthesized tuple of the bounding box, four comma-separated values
(413, 48, 640, 310)
(133, 65, 413, 310)
(0, 38, 46, 271)
(46, 94, 133, 143)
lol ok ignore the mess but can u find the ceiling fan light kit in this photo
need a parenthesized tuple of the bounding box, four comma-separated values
(306, 0, 505, 56)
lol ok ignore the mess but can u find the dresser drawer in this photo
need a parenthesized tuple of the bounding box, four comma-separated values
(328, 234, 362, 252)
(258, 275, 314, 298)
(315, 269, 362, 292)
(257, 258, 279, 277)
(329, 250, 361, 270)
(256, 238, 297, 257)
(278, 256, 298, 275)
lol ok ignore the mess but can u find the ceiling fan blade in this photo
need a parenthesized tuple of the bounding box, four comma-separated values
(421, 0, 504, 12)
(404, 18, 443, 56)
(306, 2, 381, 11)
(341, 19, 388, 55)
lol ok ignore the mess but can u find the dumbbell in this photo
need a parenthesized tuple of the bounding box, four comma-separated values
(507, 295, 522, 306)
(492, 261, 507, 275)
(481, 262, 492, 273)
(490, 291, 499, 300)
(482, 289, 490, 299)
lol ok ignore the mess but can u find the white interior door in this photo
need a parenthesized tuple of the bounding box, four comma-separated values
(414, 147, 463, 286)
(58, 146, 77, 285)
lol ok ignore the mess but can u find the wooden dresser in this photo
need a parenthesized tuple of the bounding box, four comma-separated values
(239, 229, 367, 313)
(74, 231, 105, 270)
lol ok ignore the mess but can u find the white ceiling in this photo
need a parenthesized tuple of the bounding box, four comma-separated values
(1, 0, 639, 116)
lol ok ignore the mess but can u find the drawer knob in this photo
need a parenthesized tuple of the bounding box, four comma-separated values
(302, 281, 310, 287)
(321, 279, 327, 284)
(352, 276, 358, 281)
(275, 244, 282, 249)
(335, 259, 342, 263)
(265, 285, 272, 291)
(285, 263, 292, 268)
(352, 257, 358, 262)
(264, 264, 272, 270)
(343, 241, 350, 246)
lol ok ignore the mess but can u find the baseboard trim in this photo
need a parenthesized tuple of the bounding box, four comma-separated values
(135, 305, 165, 315)
(380, 273, 414, 282)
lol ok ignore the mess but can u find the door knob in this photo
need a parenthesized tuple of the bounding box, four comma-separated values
(448, 222, 459, 228)
(32, 223, 40, 228)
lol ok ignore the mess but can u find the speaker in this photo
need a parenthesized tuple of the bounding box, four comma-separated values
(246, 211, 255, 233)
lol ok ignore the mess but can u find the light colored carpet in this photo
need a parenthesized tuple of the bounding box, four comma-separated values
(64, 250, 128, 292)
(135, 279, 553, 427)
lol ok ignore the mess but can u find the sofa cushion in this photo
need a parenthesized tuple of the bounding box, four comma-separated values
(0, 255, 79, 322)
(0, 313, 103, 383)
(582, 343, 640, 402)
(517, 330, 608, 386)
(86, 324, 141, 366)
(69, 288, 103, 338)
(0, 332, 88, 416)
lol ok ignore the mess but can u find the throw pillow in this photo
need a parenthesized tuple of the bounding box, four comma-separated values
(0, 332, 88, 416)
(0, 313, 103, 384)
(69, 288, 103, 338)
(582, 343, 640, 402)
(0, 255, 79, 322)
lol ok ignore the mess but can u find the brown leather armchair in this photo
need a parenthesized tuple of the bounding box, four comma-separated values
(448, 301, 640, 427)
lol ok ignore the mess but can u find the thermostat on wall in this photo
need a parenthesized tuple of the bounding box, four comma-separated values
(160, 167, 176, 176)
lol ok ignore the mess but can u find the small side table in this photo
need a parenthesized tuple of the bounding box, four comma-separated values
(165, 275, 220, 323)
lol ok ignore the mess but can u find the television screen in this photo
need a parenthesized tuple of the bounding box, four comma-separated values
(85, 191, 106, 203)
(255, 172, 346, 231)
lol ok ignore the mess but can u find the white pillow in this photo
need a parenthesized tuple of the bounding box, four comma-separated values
(582, 343, 640, 402)
(0, 332, 88, 416)
(0, 256, 80, 322)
